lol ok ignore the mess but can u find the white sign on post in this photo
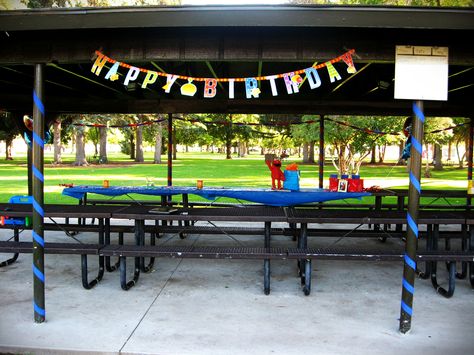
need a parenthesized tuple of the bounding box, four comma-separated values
(394, 45, 449, 101)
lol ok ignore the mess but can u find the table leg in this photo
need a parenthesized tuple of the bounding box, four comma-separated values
(180, 194, 188, 239)
(455, 224, 468, 279)
(263, 221, 271, 295)
(395, 196, 405, 232)
(374, 196, 385, 242)
(430, 224, 456, 298)
(417, 224, 432, 279)
(120, 219, 141, 290)
(105, 218, 120, 272)
(303, 259, 312, 296)
(81, 218, 105, 289)
(139, 219, 155, 273)
(298, 223, 308, 288)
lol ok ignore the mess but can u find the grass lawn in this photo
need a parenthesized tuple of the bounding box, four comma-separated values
(0, 151, 469, 205)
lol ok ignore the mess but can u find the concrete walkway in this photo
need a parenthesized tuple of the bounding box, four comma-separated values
(1, 222, 473, 355)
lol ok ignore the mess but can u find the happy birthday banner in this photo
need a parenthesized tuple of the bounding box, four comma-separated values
(91, 49, 356, 99)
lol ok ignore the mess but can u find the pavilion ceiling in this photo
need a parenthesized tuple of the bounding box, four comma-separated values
(0, 6, 473, 117)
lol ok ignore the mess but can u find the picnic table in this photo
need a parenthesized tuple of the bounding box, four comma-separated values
(61, 185, 371, 207)
(1, 188, 473, 296)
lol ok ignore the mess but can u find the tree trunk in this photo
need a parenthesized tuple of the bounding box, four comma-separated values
(154, 122, 162, 164)
(99, 126, 107, 164)
(433, 143, 443, 170)
(308, 141, 315, 163)
(173, 127, 177, 160)
(448, 141, 452, 161)
(370, 145, 376, 164)
(424, 144, 431, 178)
(455, 140, 464, 168)
(226, 139, 232, 159)
(129, 134, 135, 160)
(74, 129, 88, 166)
(53, 119, 62, 164)
(70, 133, 75, 154)
(5, 137, 13, 160)
(302, 143, 309, 163)
(378, 144, 386, 163)
(135, 125, 144, 162)
(239, 141, 247, 157)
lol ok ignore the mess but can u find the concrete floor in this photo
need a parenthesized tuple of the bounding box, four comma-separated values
(1, 221, 473, 355)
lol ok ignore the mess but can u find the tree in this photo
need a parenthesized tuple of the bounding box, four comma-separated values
(288, 0, 474, 7)
(0, 112, 20, 160)
(21, 0, 71, 7)
(323, 115, 391, 175)
(73, 116, 88, 166)
(135, 115, 144, 163)
(422, 117, 454, 176)
(204, 114, 234, 159)
(142, 114, 168, 164)
(173, 116, 207, 156)
(449, 117, 470, 168)
(86, 126, 100, 158)
(52, 118, 62, 164)
(291, 115, 320, 163)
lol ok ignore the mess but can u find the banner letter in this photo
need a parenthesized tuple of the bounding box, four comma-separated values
(283, 72, 299, 94)
(325, 62, 341, 83)
(305, 67, 322, 89)
(245, 78, 260, 99)
(163, 74, 178, 93)
(141, 71, 158, 89)
(204, 79, 217, 98)
(341, 52, 357, 74)
(124, 66, 140, 86)
(267, 75, 278, 96)
(104, 62, 120, 81)
(91, 53, 108, 76)
(228, 79, 235, 99)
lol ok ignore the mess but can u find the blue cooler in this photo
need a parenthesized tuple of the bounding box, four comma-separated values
(283, 170, 300, 191)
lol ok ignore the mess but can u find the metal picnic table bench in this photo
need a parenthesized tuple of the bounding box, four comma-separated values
(1, 199, 473, 297)
(287, 207, 474, 296)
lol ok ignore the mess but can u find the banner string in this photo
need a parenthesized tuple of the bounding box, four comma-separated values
(71, 116, 469, 137)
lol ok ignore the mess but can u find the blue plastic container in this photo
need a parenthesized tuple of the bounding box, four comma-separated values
(283, 170, 300, 191)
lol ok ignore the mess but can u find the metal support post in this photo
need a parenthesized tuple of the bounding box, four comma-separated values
(167, 113, 173, 204)
(399, 101, 425, 333)
(32, 64, 46, 323)
(318, 115, 325, 189)
(467, 117, 473, 209)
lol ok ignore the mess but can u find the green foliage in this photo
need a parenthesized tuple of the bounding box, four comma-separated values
(290, 0, 474, 6)
(322, 115, 407, 174)
(21, 0, 71, 8)
(424, 117, 454, 145)
(291, 115, 320, 144)
(0, 112, 20, 142)
(119, 139, 131, 155)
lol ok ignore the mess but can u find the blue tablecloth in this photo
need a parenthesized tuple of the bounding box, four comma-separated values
(62, 185, 370, 207)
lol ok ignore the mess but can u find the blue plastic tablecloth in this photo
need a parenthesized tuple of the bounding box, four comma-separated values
(62, 186, 370, 207)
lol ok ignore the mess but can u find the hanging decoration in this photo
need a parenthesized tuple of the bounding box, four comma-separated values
(91, 49, 357, 99)
(71, 114, 469, 138)
(22, 115, 53, 146)
(181, 79, 197, 97)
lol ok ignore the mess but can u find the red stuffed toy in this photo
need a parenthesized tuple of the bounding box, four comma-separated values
(266, 159, 285, 190)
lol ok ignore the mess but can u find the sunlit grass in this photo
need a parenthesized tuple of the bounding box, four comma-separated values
(0, 151, 469, 204)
